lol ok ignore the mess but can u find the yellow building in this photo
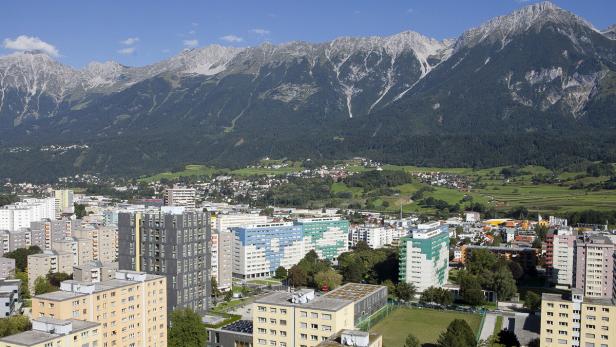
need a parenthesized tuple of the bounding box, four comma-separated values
(253, 289, 355, 347)
(541, 290, 616, 347)
(32, 270, 167, 347)
(0, 317, 100, 347)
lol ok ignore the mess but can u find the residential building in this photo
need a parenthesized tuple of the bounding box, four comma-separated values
(253, 289, 355, 347)
(163, 187, 196, 208)
(540, 290, 616, 347)
(464, 212, 480, 223)
(0, 198, 56, 232)
(0, 229, 26, 255)
(323, 283, 387, 326)
(295, 217, 349, 261)
(54, 189, 74, 217)
(399, 222, 449, 292)
(574, 235, 615, 298)
(31, 270, 167, 347)
(118, 208, 211, 313)
(546, 229, 576, 288)
(0, 257, 15, 279)
(27, 250, 73, 292)
(211, 231, 233, 291)
(351, 226, 407, 249)
(52, 237, 93, 267)
(215, 213, 268, 233)
(73, 261, 118, 283)
(73, 226, 118, 264)
(0, 279, 22, 317)
(232, 222, 304, 279)
(0, 317, 100, 347)
(207, 320, 254, 347)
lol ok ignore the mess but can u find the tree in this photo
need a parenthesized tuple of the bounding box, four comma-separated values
(492, 268, 517, 301)
(342, 261, 365, 283)
(382, 279, 396, 296)
(34, 276, 56, 295)
(524, 291, 541, 313)
(46, 272, 72, 287)
(4, 246, 42, 272)
(460, 272, 484, 306)
(210, 277, 221, 297)
(168, 308, 208, 347)
(404, 333, 421, 347)
(507, 261, 524, 281)
(496, 329, 520, 347)
(354, 241, 371, 252)
(420, 287, 453, 305)
(14, 272, 29, 299)
(223, 290, 233, 302)
(274, 266, 288, 280)
(74, 203, 87, 219)
(314, 269, 342, 290)
(0, 315, 31, 337)
(287, 265, 308, 287)
(395, 282, 416, 302)
(437, 319, 477, 347)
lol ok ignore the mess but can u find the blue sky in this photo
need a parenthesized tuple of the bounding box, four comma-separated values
(1, 0, 614, 68)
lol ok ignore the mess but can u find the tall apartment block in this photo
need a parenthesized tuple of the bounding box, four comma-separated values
(540, 289, 616, 347)
(215, 213, 268, 233)
(118, 208, 211, 313)
(52, 237, 93, 267)
(0, 257, 15, 279)
(31, 270, 167, 347)
(211, 231, 234, 291)
(295, 217, 349, 261)
(54, 189, 74, 217)
(0, 198, 56, 231)
(399, 222, 449, 292)
(253, 289, 355, 347)
(574, 235, 615, 298)
(232, 222, 304, 279)
(546, 229, 576, 288)
(73, 226, 118, 264)
(27, 250, 73, 292)
(163, 187, 196, 208)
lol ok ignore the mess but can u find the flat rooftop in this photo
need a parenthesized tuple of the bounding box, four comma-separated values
(324, 283, 386, 302)
(35, 275, 164, 301)
(255, 292, 353, 312)
(0, 319, 99, 346)
(542, 292, 616, 306)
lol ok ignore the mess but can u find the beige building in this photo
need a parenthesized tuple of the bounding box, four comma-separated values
(27, 250, 73, 292)
(253, 289, 355, 347)
(73, 261, 118, 283)
(0, 317, 99, 347)
(52, 237, 93, 267)
(73, 227, 118, 264)
(32, 270, 167, 347)
(541, 290, 616, 347)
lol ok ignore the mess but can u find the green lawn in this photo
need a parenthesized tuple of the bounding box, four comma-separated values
(370, 307, 482, 347)
(493, 316, 503, 336)
(139, 164, 225, 182)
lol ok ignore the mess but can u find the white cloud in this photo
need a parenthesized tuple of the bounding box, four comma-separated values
(3, 35, 59, 57)
(220, 35, 243, 43)
(121, 37, 139, 45)
(117, 47, 135, 55)
(183, 39, 199, 47)
(251, 28, 270, 35)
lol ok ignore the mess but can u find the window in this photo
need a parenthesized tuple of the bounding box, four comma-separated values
(280, 320, 287, 326)
(300, 323, 307, 329)
(258, 306, 266, 312)
(311, 335, 318, 341)
(280, 331, 287, 337)
(300, 311, 307, 317)
(258, 317, 266, 323)
(322, 325, 332, 332)
(280, 309, 287, 314)
(258, 339, 266, 345)
(300, 334, 307, 340)
(311, 324, 318, 329)
(322, 313, 332, 320)
(270, 308, 277, 313)
(311, 312, 318, 318)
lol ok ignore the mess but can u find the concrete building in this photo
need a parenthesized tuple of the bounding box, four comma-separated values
(52, 237, 93, 267)
(323, 283, 387, 326)
(399, 222, 449, 292)
(232, 222, 304, 279)
(0, 198, 56, 232)
(215, 213, 268, 233)
(73, 226, 118, 264)
(54, 189, 74, 217)
(207, 320, 254, 347)
(574, 235, 615, 298)
(253, 289, 355, 347)
(464, 211, 481, 223)
(32, 270, 167, 347)
(0, 230, 26, 255)
(351, 226, 407, 249)
(163, 187, 196, 208)
(0, 279, 22, 317)
(118, 208, 211, 314)
(73, 261, 118, 283)
(27, 250, 73, 292)
(316, 330, 382, 347)
(0, 257, 15, 279)
(211, 231, 233, 291)
(546, 229, 576, 288)
(541, 290, 616, 347)
(296, 217, 349, 261)
(0, 317, 100, 347)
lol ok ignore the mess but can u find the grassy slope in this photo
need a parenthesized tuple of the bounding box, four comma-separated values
(370, 307, 481, 346)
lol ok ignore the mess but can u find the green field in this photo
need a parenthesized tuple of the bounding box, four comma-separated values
(370, 307, 482, 346)
(139, 164, 225, 182)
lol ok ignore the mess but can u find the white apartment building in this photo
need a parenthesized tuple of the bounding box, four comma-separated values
(351, 225, 407, 249)
(215, 213, 268, 233)
(399, 223, 449, 292)
(163, 187, 196, 208)
(549, 229, 576, 288)
(0, 198, 56, 231)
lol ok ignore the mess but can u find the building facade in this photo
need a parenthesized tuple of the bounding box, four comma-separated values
(546, 229, 576, 288)
(296, 218, 349, 261)
(574, 235, 615, 298)
(118, 209, 211, 313)
(0, 198, 55, 232)
(399, 222, 449, 292)
(0, 317, 100, 347)
(232, 223, 304, 279)
(163, 187, 196, 208)
(27, 250, 73, 292)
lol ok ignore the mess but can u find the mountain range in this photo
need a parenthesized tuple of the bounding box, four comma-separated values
(1, 2, 615, 180)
